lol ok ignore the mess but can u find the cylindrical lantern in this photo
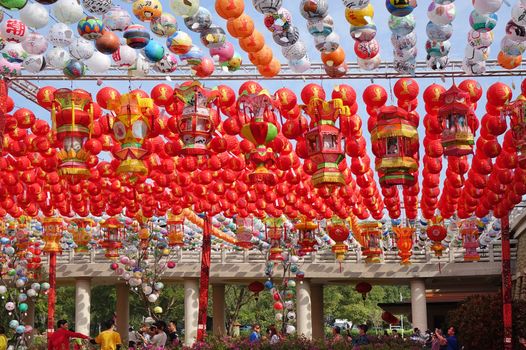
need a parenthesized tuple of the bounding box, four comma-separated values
(42, 217, 63, 253)
(99, 217, 125, 259)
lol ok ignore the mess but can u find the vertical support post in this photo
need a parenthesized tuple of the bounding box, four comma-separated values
(197, 213, 211, 342)
(297, 279, 313, 339)
(502, 214, 512, 350)
(115, 284, 129, 344)
(47, 252, 56, 340)
(410, 279, 428, 332)
(184, 279, 199, 346)
(75, 278, 91, 335)
(212, 284, 226, 336)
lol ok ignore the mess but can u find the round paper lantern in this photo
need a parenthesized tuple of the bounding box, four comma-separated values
(498, 51, 522, 69)
(77, 16, 105, 40)
(321, 46, 345, 66)
(83, 0, 111, 14)
(345, 4, 374, 26)
(363, 84, 387, 107)
(53, 0, 84, 24)
(354, 39, 379, 59)
(467, 29, 493, 49)
(301, 83, 325, 104)
(170, 0, 199, 17)
(474, 0, 503, 15)
(143, 40, 165, 62)
(85, 50, 111, 73)
(350, 23, 377, 42)
(193, 56, 215, 77)
(505, 20, 526, 42)
(388, 14, 415, 36)
(248, 45, 273, 65)
(112, 45, 137, 67)
(227, 13, 254, 38)
(179, 45, 203, 65)
(200, 25, 227, 48)
(19, 2, 49, 29)
(253, 0, 282, 14)
(150, 14, 178, 38)
(300, 0, 328, 19)
(394, 78, 419, 101)
(239, 30, 265, 53)
(166, 31, 192, 54)
(184, 7, 211, 33)
(289, 57, 311, 73)
(314, 32, 340, 53)
(0, 56, 20, 76)
(427, 2, 456, 25)
(469, 10, 497, 33)
(103, 6, 132, 31)
(257, 57, 281, 77)
(36, 86, 56, 108)
(210, 42, 234, 62)
(0, 0, 26, 9)
(22, 33, 48, 55)
(324, 62, 347, 78)
(386, 0, 415, 17)
(357, 55, 381, 70)
(23, 54, 46, 73)
(95, 30, 120, 54)
(2, 42, 27, 63)
(63, 59, 86, 79)
(69, 37, 95, 59)
(426, 40, 451, 57)
(487, 82, 512, 106)
(47, 22, 74, 48)
(307, 15, 334, 37)
(272, 26, 299, 47)
(154, 53, 177, 73)
(459, 79, 482, 103)
(45, 47, 70, 68)
(426, 22, 453, 41)
(124, 24, 150, 49)
(462, 58, 486, 75)
(133, 0, 162, 22)
(464, 45, 489, 61)
(1, 19, 27, 43)
(501, 36, 526, 56)
(215, 0, 244, 20)
(265, 7, 292, 33)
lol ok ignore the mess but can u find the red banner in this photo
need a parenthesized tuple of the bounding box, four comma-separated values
(197, 214, 211, 342)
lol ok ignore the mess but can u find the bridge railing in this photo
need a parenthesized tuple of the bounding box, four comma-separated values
(48, 240, 518, 266)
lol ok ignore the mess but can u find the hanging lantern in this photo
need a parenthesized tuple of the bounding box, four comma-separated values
(248, 281, 265, 301)
(265, 217, 286, 261)
(427, 216, 447, 258)
(69, 218, 93, 253)
(136, 215, 151, 253)
(392, 226, 414, 265)
(238, 90, 279, 184)
(437, 85, 475, 156)
(41, 217, 63, 253)
(303, 97, 348, 187)
(460, 218, 480, 262)
(235, 216, 255, 249)
(355, 282, 372, 301)
(166, 212, 185, 247)
(371, 105, 418, 186)
(326, 217, 349, 262)
(502, 99, 526, 163)
(358, 221, 383, 263)
(106, 91, 154, 175)
(174, 81, 218, 155)
(99, 217, 125, 259)
(14, 220, 29, 258)
(295, 218, 318, 256)
(51, 88, 94, 180)
(26, 242, 43, 279)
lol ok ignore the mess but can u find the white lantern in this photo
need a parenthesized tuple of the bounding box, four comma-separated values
(285, 325, 296, 334)
(53, 0, 84, 24)
(69, 37, 95, 59)
(85, 51, 111, 73)
(512, 2, 526, 27)
(287, 311, 296, 320)
(153, 53, 177, 73)
(23, 55, 46, 73)
(103, 6, 132, 31)
(275, 312, 283, 321)
(357, 55, 381, 70)
(2, 42, 28, 63)
(142, 285, 153, 295)
(252, 0, 282, 14)
(467, 29, 493, 49)
(1, 19, 27, 43)
(129, 54, 150, 77)
(15, 279, 25, 288)
(22, 33, 48, 55)
(154, 282, 164, 290)
(26, 289, 37, 298)
(46, 47, 70, 68)
(427, 3, 456, 25)
(464, 45, 490, 61)
(505, 20, 526, 42)
(112, 45, 137, 68)
(462, 58, 486, 74)
(170, 0, 199, 17)
(83, 0, 112, 15)
(48, 22, 75, 48)
(501, 36, 526, 56)
(0, 286, 7, 294)
(147, 293, 158, 303)
(314, 32, 340, 53)
(473, 0, 503, 15)
(282, 40, 306, 60)
(19, 2, 49, 29)
(5, 302, 15, 311)
(343, 0, 369, 9)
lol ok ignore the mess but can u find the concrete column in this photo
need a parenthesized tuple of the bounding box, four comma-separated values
(410, 279, 428, 332)
(115, 284, 129, 344)
(296, 279, 313, 339)
(75, 278, 91, 335)
(184, 279, 199, 346)
(310, 284, 324, 340)
(212, 284, 226, 336)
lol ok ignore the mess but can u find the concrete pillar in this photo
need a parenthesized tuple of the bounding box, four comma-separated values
(296, 279, 313, 339)
(184, 279, 199, 346)
(115, 284, 129, 344)
(212, 284, 226, 336)
(75, 278, 91, 335)
(310, 284, 324, 340)
(410, 279, 428, 332)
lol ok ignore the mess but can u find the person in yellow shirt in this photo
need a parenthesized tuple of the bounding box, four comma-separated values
(0, 326, 8, 350)
(95, 320, 122, 350)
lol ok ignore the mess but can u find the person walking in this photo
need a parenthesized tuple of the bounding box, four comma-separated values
(352, 324, 370, 349)
(48, 320, 91, 350)
(249, 324, 261, 343)
(95, 319, 122, 350)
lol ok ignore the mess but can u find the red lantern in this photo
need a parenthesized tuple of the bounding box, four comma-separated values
(150, 84, 174, 107)
(357, 221, 383, 263)
(427, 216, 447, 257)
(248, 281, 264, 301)
(295, 218, 318, 256)
(363, 85, 387, 107)
(393, 78, 419, 101)
(100, 217, 125, 259)
(326, 218, 349, 261)
(355, 282, 372, 301)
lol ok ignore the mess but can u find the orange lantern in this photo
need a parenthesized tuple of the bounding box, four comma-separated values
(358, 221, 383, 263)
(392, 227, 414, 265)
(136, 214, 151, 252)
(326, 217, 349, 262)
(227, 13, 255, 38)
(426, 216, 447, 258)
(69, 218, 94, 253)
(265, 217, 285, 261)
(460, 218, 481, 262)
(295, 218, 318, 256)
(42, 217, 63, 253)
(174, 81, 218, 156)
(166, 212, 185, 247)
(215, 0, 244, 20)
(100, 217, 125, 259)
(239, 30, 265, 53)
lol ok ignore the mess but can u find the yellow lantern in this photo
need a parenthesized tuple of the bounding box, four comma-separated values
(41, 217, 63, 253)
(70, 218, 94, 253)
(166, 212, 185, 247)
(392, 227, 414, 265)
(358, 221, 383, 263)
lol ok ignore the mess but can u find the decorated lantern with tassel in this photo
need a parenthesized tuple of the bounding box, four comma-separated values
(371, 105, 418, 186)
(265, 217, 286, 261)
(427, 216, 447, 257)
(326, 217, 349, 262)
(437, 85, 475, 156)
(166, 212, 185, 247)
(358, 221, 383, 263)
(69, 218, 93, 253)
(100, 217, 125, 259)
(51, 88, 94, 180)
(392, 226, 414, 265)
(502, 99, 526, 163)
(238, 90, 279, 184)
(42, 217, 63, 254)
(136, 214, 151, 253)
(26, 241, 43, 279)
(355, 282, 372, 302)
(174, 81, 218, 155)
(303, 97, 348, 187)
(460, 218, 481, 262)
(107, 92, 154, 175)
(295, 218, 318, 256)
(235, 216, 255, 249)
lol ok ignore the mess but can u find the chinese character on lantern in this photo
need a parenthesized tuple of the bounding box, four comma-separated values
(437, 85, 475, 156)
(100, 217, 125, 259)
(427, 216, 447, 258)
(460, 218, 481, 262)
(52, 88, 94, 180)
(174, 81, 218, 155)
(357, 221, 383, 263)
(238, 90, 279, 184)
(69, 218, 94, 253)
(235, 216, 255, 249)
(371, 105, 419, 186)
(41, 217, 64, 254)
